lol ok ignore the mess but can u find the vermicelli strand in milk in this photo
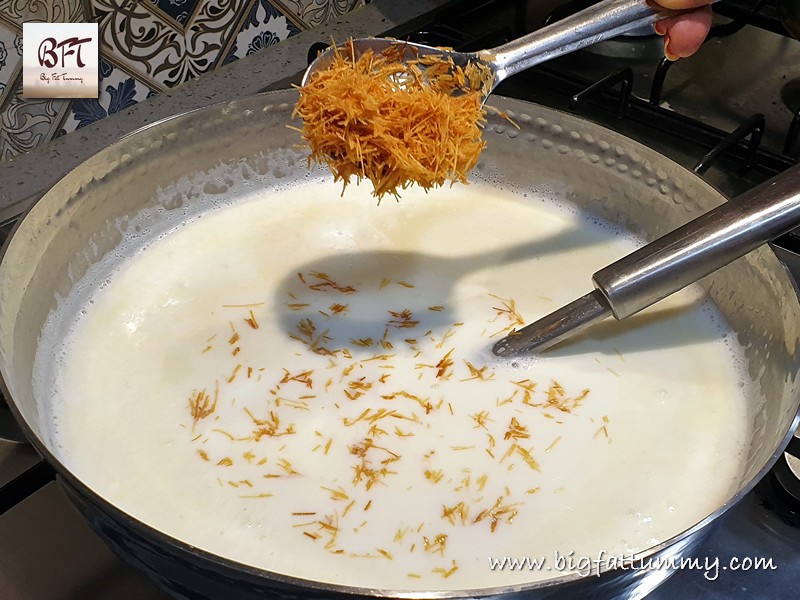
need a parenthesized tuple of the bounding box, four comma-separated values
(40, 181, 751, 591)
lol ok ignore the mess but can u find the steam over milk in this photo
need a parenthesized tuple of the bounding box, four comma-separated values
(41, 181, 751, 590)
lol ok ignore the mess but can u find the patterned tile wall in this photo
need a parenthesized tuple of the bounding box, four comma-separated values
(0, 0, 363, 163)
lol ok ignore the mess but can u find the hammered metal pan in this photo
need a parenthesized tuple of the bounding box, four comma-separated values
(1, 90, 799, 599)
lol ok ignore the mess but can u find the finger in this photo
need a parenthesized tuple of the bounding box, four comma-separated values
(656, 8, 713, 60)
(654, 0, 714, 9)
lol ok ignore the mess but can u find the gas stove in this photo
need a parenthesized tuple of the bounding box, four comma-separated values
(1, 1, 799, 598)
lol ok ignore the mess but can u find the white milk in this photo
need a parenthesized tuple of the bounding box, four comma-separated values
(41, 180, 751, 591)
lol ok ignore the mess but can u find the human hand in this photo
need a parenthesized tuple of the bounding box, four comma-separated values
(653, 0, 714, 60)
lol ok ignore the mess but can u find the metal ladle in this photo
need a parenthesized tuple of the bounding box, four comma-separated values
(493, 163, 800, 356)
(302, 0, 715, 99)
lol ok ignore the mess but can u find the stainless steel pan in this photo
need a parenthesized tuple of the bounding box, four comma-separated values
(1, 89, 799, 599)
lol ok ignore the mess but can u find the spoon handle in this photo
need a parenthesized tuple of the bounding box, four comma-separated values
(483, 0, 714, 83)
(594, 161, 800, 320)
(494, 161, 800, 357)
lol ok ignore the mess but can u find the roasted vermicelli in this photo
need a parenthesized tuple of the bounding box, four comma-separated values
(292, 40, 492, 200)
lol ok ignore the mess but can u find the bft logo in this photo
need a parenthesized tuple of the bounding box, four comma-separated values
(37, 36, 92, 69)
(23, 23, 99, 99)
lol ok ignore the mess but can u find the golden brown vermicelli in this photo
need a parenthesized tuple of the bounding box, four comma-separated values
(292, 40, 490, 200)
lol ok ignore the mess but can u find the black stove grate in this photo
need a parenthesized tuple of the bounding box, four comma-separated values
(398, 0, 800, 247)
(0, 462, 55, 517)
(714, 0, 791, 36)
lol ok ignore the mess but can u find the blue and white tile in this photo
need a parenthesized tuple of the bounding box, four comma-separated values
(0, 0, 86, 27)
(147, 0, 201, 26)
(222, 0, 300, 65)
(272, 0, 362, 29)
(93, 0, 248, 89)
(0, 24, 21, 103)
(60, 58, 155, 134)
(0, 79, 70, 161)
